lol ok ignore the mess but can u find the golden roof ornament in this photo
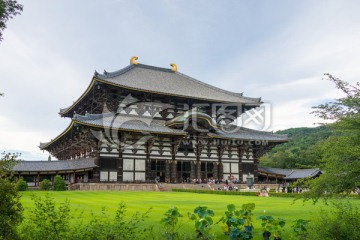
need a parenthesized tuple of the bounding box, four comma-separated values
(170, 63, 177, 72)
(130, 56, 138, 65)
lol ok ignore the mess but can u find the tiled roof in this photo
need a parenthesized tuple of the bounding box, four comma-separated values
(258, 167, 322, 179)
(74, 112, 187, 135)
(12, 158, 97, 172)
(258, 167, 293, 176)
(208, 127, 288, 142)
(285, 169, 322, 179)
(41, 113, 287, 150)
(95, 64, 262, 104)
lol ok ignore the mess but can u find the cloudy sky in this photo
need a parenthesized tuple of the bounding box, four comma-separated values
(1, 0, 360, 160)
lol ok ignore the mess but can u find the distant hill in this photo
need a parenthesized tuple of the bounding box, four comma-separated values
(259, 126, 333, 169)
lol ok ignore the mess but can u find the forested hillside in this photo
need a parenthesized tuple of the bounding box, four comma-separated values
(259, 126, 333, 169)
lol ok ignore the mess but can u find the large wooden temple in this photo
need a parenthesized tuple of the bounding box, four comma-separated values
(18, 57, 288, 185)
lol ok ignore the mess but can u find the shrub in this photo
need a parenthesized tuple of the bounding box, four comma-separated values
(76, 202, 153, 240)
(53, 175, 66, 191)
(39, 179, 51, 190)
(308, 201, 360, 240)
(217, 204, 253, 240)
(172, 189, 258, 196)
(188, 206, 215, 240)
(292, 219, 310, 240)
(16, 178, 28, 191)
(161, 206, 183, 240)
(257, 215, 285, 239)
(18, 194, 71, 240)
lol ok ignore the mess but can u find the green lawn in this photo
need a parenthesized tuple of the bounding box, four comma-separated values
(20, 191, 357, 239)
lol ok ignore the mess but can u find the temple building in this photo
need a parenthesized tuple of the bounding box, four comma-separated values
(13, 57, 288, 185)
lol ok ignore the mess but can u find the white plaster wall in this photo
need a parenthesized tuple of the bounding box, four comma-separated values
(109, 171, 117, 181)
(135, 160, 145, 171)
(223, 162, 230, 173)
(123, 172, 134, 181)
(123, 159, 134, 170)
(135, 172, 145, 181)
(231, 163, 239, 173)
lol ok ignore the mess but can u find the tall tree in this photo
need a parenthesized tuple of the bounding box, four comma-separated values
(0, 0, 23, 42)
(301, 74, 360, 202)
(0, 152, 24, 239)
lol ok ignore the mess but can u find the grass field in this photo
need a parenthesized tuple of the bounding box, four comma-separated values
(20, 191, 359, 239)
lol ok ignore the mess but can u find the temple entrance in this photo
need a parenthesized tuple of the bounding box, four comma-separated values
(150, 159, 165, 182)
(182, 173, 191, 183)
(177, 161, 191, 183)
(200, 162, 214, 180)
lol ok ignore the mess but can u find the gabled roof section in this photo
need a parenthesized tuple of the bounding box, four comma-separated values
(74, 112, 187, 135)
(258, 167, 322, 179)
(285, 168, 322, 179)
(258, 167, 293, 176)
(60, 63, 262, 117)
(40, 113, 187, 150)
(96, 64, 261, 103)
(12, 158, 98, 172)
(208, 127, 288, 142)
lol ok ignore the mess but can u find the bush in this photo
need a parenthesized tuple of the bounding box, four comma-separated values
(16, 178, 28, 191)
(308, 201, 360, 240)
(172, 189, 258, 196)
(18, 194, 72, 240)
(53, 175, 66, 191)
(0, 153, 23, 239)
(74, 202, 153, 240)
(39, 179, 51, 190)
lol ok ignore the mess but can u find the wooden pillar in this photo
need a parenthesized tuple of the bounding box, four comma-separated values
(266, 174, 269, 184)
(171, 137, 182, 183)
(217, 145, 225, 180)
(92, 140, 100, 182)
(145, 138, 154, 182)
(171, 161, 177, 183)
(37, 173, 40, 187)
(213, 162, 219, 180)
(165, 160, 171, 183)
(190, 161, 196, 180)
(73, 171, 76, 184)
(218, 162, 224, 180)
(117, 145, 123, 182)
(253, 159, 259, 184)
(197, 161, 201, 180)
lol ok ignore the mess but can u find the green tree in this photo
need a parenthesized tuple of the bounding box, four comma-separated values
(260, 126, 332, 169)
(16, 177, 28, 191)
(0, 0, 23, 42)
(39, 179, 51, 190)
(301, 74, 360, 202)
(0, 153, 23, 239)
(53, 175, 66, 191)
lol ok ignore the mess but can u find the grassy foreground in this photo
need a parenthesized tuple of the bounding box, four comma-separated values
(19, 191, 356, 239)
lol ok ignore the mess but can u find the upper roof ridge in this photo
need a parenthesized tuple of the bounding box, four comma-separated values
(97, 63, 260, 102)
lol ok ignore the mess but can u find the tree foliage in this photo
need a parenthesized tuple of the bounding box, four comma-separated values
(300, 74, 360, 202)
(19, 194, 72, 240)
(260, 126, 333, 169)
(16, 177, 28, 191)
(0, 153, 23, 239)
(53, 175, 66, 191)
(0, 0, 23, 42)
(39, 179, 51, 190)
(308, 201, 360, 240)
